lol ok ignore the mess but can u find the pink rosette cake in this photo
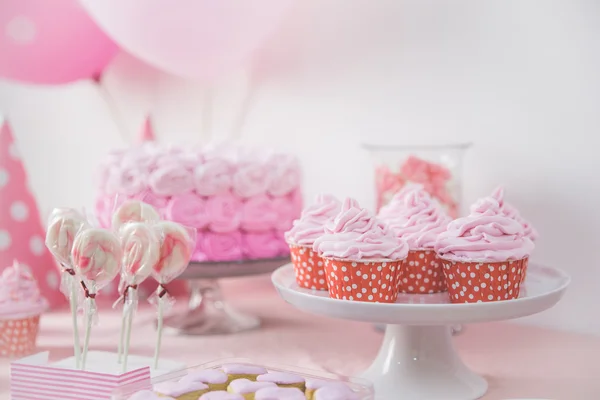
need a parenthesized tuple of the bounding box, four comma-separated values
(491, 186, 538, 283)
(285, 194, 342, 290)
(435, 197, 535, 303)
(313, 198, 409, 303)
(378, 188, 451, 294)
(95, 143, 303, 263)
(0, 261, 48, 357)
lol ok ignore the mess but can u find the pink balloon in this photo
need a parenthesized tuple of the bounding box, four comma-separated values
(0, 0, 118, 84)
(80, 0, 294, 81)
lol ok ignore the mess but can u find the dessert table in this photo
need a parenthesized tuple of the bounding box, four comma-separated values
(1, 275, 597, 400)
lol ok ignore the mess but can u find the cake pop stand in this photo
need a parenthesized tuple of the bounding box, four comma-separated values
(272, 263, 570, 400)
(163, 257, 289, 335)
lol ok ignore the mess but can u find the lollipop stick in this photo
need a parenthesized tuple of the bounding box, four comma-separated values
(122, 289, 136, 373)
(81, 301, 93, 370)
(117, 312, 126, 363)
(81, 281, 97, 370)
(68, 275, 82, 369)
(153, 297, 164, 370)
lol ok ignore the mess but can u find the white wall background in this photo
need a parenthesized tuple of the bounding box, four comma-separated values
(0, 0, 599, 334)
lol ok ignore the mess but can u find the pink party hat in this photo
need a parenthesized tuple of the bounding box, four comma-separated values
(138, 116, 156, 143)
(0, 121, 65, 308)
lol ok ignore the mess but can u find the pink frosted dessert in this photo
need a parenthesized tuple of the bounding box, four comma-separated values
(313, 198, 409, 303)
(199, 391, 244, 400)
(257, 372, 305, 389)
(227, 379, 276, 395)
(153, 380, 209, 398)
(255, 387, 306, 400)
(222, 364, 268, 382)
(377, 188, 451, 294)
(491, 186, 538, 241)
(285, 194, 341, 290)
(435, 197, 535, 303)
(95, 143, 303, 262)
(180, 369, 229, 390)
(0, 261, 48, 357)
(314, 385, 359, 400)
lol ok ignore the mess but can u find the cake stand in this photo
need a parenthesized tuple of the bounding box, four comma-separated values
(272, 263, 570, 400)
(163, 257, 289, 335)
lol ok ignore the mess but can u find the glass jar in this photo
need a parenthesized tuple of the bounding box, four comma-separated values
(364, 143, 471, 218)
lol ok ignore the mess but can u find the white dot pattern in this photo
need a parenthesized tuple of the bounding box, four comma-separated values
(0, 315, 41, 357)
(398, 250, 447, 294)
(290, 245, 328, 290)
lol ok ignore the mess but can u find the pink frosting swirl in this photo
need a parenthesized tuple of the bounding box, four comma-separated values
(285, 194, 341, 246)
(149, 164, 194, 196)
(232, 160, 271, 198)
(491, 186, 539, 242)
(271, 196, 299, 231)
(196, 232, 243, 261)
(193, 158, 233, 196)
(106, 167, 147, 195)
(166, 194, 209, 229)
(242, 232, 282, 259)
(313, 198, 409, 260)
(241, 195, 277, 231)
(205, 193, 242, 233)
(266, 153, 301, 197)
(377, 188, 451, 249)
(0, 261, 48, 318)
(134, 190, 169, 216)
(435, 196, 535, 262)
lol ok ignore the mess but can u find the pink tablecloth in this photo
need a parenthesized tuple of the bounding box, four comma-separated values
(1, 275, 598, 399)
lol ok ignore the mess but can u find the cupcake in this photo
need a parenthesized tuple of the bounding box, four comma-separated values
(0, 261, 48, 357)
(153, 380, 209, 400)
(435, 197, 534, 303)
(256, 372, 305, 391)
(255, 387, 305, 400)
(491, 186, 538, 283)
(378, 188, 451, 294)
(227, 379, 276, 400)
(285, 194, 341, 290)
(180, 368, 229, 391)
(313, 198, 409, 303)
(222, 364, 268, 383)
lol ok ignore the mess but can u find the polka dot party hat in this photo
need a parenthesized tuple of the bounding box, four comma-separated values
(0, 120, 65, 308)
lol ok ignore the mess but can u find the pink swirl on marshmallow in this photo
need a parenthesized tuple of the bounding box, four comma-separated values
(491, 186, 539, 241)
(241, 195, 276, 231)
(285, 194, 341, 246)
(435, 196, 535, 262)
(149, 164, 194, 196)
(378, 188, 450, 249)
(193, 158, 233, 196)
(205, 193, 242, 233)
(166, 194, 209, 229)
(197, 232, 243, 261)
(313, 198, 409, 260)
(267, 153, 301, 197)
(242, 232, 281, 259)
(232, 161, 270, 198)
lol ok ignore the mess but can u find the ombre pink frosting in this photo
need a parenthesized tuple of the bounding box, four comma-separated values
(285, 194, 341, 246)
(0, 261, 48, 319)
(491, 186, 539, 242)
(242, 233, 282, 259)
(313, 198, 409, 260)
(194, 158, 233, 196)
(205, 194, 242, 233)
(149, 164, 194, 196)
(166, 194, 209, 229)
(378, 188, 451, 249)
(267, 154, 301, 197)
(241, 195, 277, 231)
(435, 197, 535, 262)
(196, 232, 243, 262)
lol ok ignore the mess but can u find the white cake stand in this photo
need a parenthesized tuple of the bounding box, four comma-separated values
(163, 257, 289, 335)
(272, 263, 570, 400)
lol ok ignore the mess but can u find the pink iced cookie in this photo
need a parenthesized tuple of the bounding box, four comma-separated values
(228, 379, 276, 394)
(255, 387, 305, 400)
(153, 380, 208, 397)
(199, 391, 244, 400)
(257, 372, 305, 385)
(222, 364, 268, 376)
(314, 385, 359, 400)
(127, 390, 173, 400)
(180, 369, 228, 385)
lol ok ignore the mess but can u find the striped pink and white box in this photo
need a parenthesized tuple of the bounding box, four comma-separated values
(11, 352, 151, 400)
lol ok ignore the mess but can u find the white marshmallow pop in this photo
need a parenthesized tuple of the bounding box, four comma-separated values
(112, 200, 160, 231)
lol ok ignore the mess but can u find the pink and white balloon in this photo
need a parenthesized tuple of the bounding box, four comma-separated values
(0, 0, 118, 84)
(79, 0, 295, 81)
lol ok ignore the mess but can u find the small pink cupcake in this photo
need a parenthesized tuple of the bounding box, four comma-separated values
(313, 198, 409, 303)
(285, 194, 341, 290)
(0, 261, 48, 357)
(378, 188, 451, 294)
(491, 186, 538, 283)
(435, 197, 535, 303)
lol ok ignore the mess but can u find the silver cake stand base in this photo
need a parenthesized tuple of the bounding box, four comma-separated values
(163, 257, 289, 336)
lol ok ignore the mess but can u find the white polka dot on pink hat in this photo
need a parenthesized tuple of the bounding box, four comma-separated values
(0, 120, 63, 308)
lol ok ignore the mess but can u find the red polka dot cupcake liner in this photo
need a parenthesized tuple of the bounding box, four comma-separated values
(0, 315, 41, 358)
(397, 250, 447, 294)
(289, 243, 328, 290)
(520, 257, 529, 284)
(440, 257, 526, 303)
(323, 257, 403, 303)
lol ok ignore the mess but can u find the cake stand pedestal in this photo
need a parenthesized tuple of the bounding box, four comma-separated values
(272, 263, 569, 400)
(163, 257, 289, 335)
